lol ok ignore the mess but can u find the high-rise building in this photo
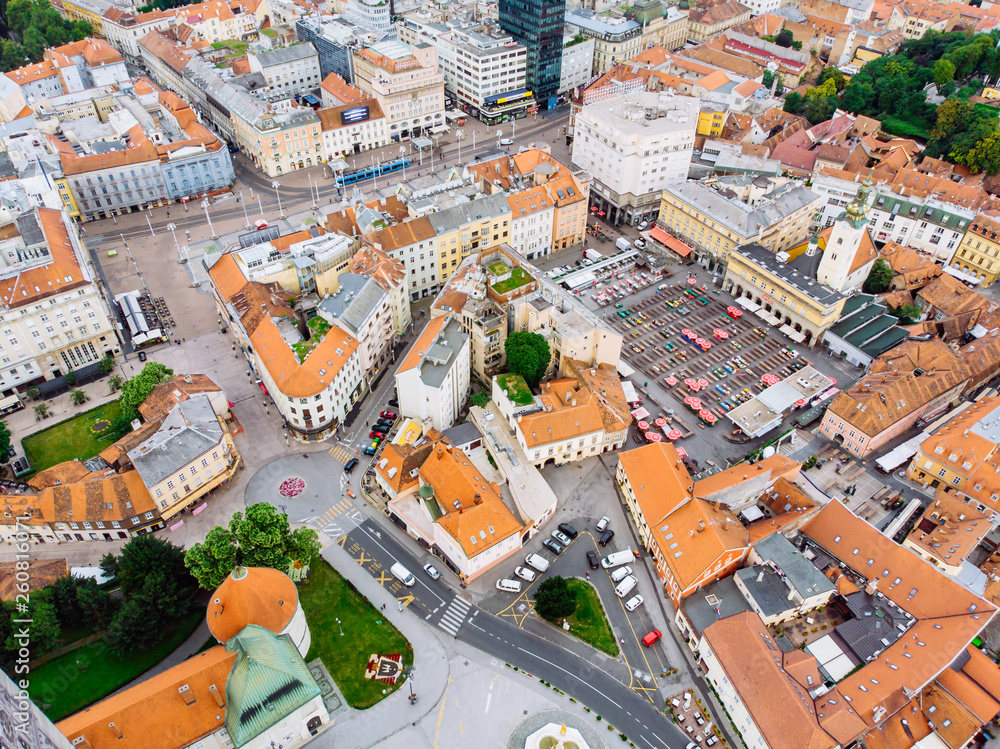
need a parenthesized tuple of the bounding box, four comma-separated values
(499, 0, 566, 109)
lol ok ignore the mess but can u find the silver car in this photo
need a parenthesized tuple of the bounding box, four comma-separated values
(514, 566, 536, 582)
(624, 594, 644, 612)
(551, 529, 572, 546)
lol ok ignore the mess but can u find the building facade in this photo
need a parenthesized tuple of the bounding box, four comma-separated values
(394, 313, 471, 431)
(247, 44, 322, 102)
(437, 29, 533, 124)
(498, 0, 565, 108)
(949, 213, 1000, 287)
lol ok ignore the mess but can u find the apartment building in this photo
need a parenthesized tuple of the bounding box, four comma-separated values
(658, 177, 820, 266)
(616, 442, 750, 606)
(901, 492, 993, 576)
(247, 44, 322, 102)
(352, 41, 446, 141)
(344, 0, 395, 38)
(229, 95, 323, 177)
(564, 9, 643, 76)
(866, 188, 974, 264)
(295, 16, 364, 83)
(630, 0, 688, 51)
(907, 397, 1000, 494)
(128, 394, 240, 521)
(364, 215, 440, 300)
(394, 313, 471, 431)
(348, 243, 411, 336)
(101, 7, 173, 64)
(508, 186, 555, 260)
(0, 207, 117, 392)
(317, 272, 394, 385)
(428, 195, 513, 284)
(687, 1, 751, 42)
(821, 338, 970, 457)
(317, 99, 389, 161)
(949, 214, 1000, 287)
(436, 29, 533, 124)
(573, 91, 698, 227)
(495, 361, 629, 467)
(175, 0, 267, 44)
(5, 38, 130, 101)
(210, 252, 365, 443)
(559, 34, 595, 96)
(58, 0, 113, 36)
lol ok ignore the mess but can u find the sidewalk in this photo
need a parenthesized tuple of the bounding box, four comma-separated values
(310, 534, 451, 749)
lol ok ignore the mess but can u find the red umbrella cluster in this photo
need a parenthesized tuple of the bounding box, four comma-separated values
(699, 410, 717, 425)
(667, 429, 683, 441)
(685, 378, 701, 391)
(645, 432, 662, 442)
(713, 328, 729, 340)
(761, 373, 780, 387)
(694, 337, 711, 351)
(726, 306, 742, 319)
(684, 396, 702, 411)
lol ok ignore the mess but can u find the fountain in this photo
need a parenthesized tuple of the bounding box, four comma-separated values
(525, 722, 591, 749)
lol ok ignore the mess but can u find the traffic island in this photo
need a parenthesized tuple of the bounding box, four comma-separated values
(538, 577, 619, 657)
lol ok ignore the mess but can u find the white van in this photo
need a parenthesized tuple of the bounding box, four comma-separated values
(610, 565, 633, 583)
(616, 237, 631, 252)
(390, 562, 415, 587)
(525, 553, 550, 572)
(615, 575, 638, 598)
(496, 578, 522, 593)
(601, 550, 634, 569)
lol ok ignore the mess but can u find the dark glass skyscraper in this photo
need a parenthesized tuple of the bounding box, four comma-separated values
(498, 0, 565, 110)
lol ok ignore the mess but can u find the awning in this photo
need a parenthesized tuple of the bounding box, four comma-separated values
(483, 88, 531, 105)
(779, 324, 796, 337)
(764, 313, 781, 326)
(430, 124, 450, 134)
(648, 227, 691, 257)
(737, 297, 761, 312)
(621, 381, 640, 402)
(788, 330, 806, 343)
(754, 308, 769, 319)
(943, 265, 983, 285)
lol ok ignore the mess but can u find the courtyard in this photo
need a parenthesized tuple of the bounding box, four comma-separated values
(22, 399, 124, 474)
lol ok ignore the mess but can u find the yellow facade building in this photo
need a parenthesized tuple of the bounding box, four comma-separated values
(948, 214, 1000, 287)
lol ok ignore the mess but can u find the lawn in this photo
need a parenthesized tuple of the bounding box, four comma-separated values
(22, 400, 124, 474)
(562, 578, 619, 657)
(881, 114, 929, 141)
(28, 610, 202, 721)
(492, 267, 534, 294)
(299, 560, 412, 709)
(487, 260, 511, 276)
(496, 372, 534, 406)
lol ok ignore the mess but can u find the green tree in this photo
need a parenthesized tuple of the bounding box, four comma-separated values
(7, 598, 60, 656)
(63, 369, 76, 387)
(933, 58, 955, 86)
(108, 374, 125, 393)
(105, 599, 156, 656)
(24, 386, 39, 401)
(69, 388, 88, 406)
(75, 579, 118, 628)
(98, 354, 115, 374)
(816, 66, 846, 91)
(99, 551, 119, 581)
(52, 575, 81, 627)
(469, 392, 489, 409)
(33, 403, 49, 420)
(804, 95, 836, 124)
(118, 361, 173, 421)
(783, 91, 805, 114)
(184, 503, 321, 590)
(503, 331, 551, 389)
(0, 603, 15, 672)
(862, 259, 894, 294)
(534, 576, 577, 621)
(775, 29, 793, 48)
(889, 303, 922, 325)
(0, 421, 10, 464)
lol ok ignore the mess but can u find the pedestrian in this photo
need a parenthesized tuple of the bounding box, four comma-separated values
(381, 603, 385, 611)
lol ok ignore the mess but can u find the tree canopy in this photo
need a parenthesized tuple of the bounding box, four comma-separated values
(862, 259, 894, 294)
(184, 503, 321, 590)
(118, 361, 173, 422)
(0, 0, 92, 72)
(503, 331, 551, 389)
(535, 576, 577, 621)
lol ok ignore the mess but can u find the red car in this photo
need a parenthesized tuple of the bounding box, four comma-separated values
(369, 430, 385, 439)
(642, 629, 662, 647)
(380, 410, 396, 419)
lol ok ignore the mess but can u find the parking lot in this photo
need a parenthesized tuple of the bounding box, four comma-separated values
(605, 281, 825, 438)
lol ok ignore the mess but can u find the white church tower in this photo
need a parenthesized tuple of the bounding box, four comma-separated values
(817, 175, 874, 293)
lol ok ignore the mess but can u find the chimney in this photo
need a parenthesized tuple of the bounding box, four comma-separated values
(183, 374, 193, 384)
(756, 569, 765, 583)
(209, 684, 225, 708)
(109, 723, 123, 739)
(179, 684, 195, 706)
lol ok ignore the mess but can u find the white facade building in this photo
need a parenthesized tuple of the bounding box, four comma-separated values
(394, 313, 470, 431)
(319, 99, 390, 160)
(436, 29, 529, 122)
(0, 207, 118, 393)
(559, 35, 596, 95)
(344, 0, 395, 39)
(866, 188, 973, 264)
(317, 272, 395, 385)
(572, 90, 698, 226)
(508, 187, 555, 260)
(247, 44, 322, 101)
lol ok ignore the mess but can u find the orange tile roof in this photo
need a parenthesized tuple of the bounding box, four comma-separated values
(0, 208, 89, 309)
(6, 470, 156, 527)
(397, 314, 448, 375)
(420, 442, 524, 558)
(375, 429, 443, 494)
(139, 374, 222, 420)
(365, 215, 435, 253)
(319, 72, 367, 104)
(936, 666, 1000, 723)
(920, 680, 983, 749)
(506, 185, 553, 217)
(349, 245, 405, 292)
(905, 491, 991, 565)
(696, 69, 734, 92)
(0, 559, 68, 600)
(693, 454, 800, 499)
(914, 397, 1000, 479)
(57, 645, 236, 748)
(206, 566, 297, 643)
(517, 379, 608, 448)
(702, 612, 837, 749)
(960, 645, 1000, 699)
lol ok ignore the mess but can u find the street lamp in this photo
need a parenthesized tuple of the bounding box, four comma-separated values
(456, 128, 464, 164)
(399, 146, 406, 181)
(145, 212, 155, 236)
(200, 198, 218, 239)
(239, 190, 250, 228)
(272, 180, 285, 219)
(336, 617, 344, 636)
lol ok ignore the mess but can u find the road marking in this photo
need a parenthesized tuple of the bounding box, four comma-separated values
(515, 646, 623, 709)
(356, 551, 372, 566)
(438, 596, 471, 636)
(353, 522, 446, 605)
(375, 570, 390, 585)
(432, 675, 452, 749)
(397, 594, 415, 607)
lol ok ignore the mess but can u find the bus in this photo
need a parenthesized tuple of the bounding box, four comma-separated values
(811, 387, 840, 409)
(335, 157, 410, 187)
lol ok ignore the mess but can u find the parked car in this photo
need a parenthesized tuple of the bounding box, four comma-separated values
(551, 529, 572, 546)
(363, 445, 377, 455)
(423, 563, 442, 580)
(381, 410, 397, 419)
(542, 538, 564, 555)
(254, 219, 268, 230)
(595, 516, 610, 532)
(514, 566, 536, 582)
(389, 397, 399, 407)
(369, 430, 386, 439)
(641, 629, 662, 647)
(557, 523, 579, 540)
(586, 550, 599, 569)
(138, 351, 147, 362)
(598, 529, 615, 547)
(375, 419, 393, 430)
(610, 565, 632, 583)
(499, 137, 514, 146)
(638, 221, 649, 231)
(633, 239, 646, 249)
(344, 458, 359, 473)
(624, 594, 644, 612)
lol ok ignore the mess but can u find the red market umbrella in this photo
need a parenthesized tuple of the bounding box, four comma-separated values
(828, 377, 837, 385)
(655, 417, 667, 428)
(638, 420, 649, 430)
(666, 376, 677, 386)
(645, 432, 662, 442)
(591, 206, 598, 211)
(598, 211, 606, 216)
(681, 328, 692, 337)
(676, 447, 688, 458)
(698, 378, 709, 388)
(685, 378, 699, 390)
(667, 429, 683, 440)
(795, 399, 806, 407)
(687, 278, 697, 285)
(686, 397, 702, 410)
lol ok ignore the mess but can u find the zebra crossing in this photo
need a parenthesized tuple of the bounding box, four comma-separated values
(437, 596, 471, 636)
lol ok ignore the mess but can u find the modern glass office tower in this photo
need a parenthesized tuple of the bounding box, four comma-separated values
(498, 0, 566, 109)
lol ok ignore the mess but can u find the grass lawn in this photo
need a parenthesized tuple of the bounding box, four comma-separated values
(561, 578, 619, 657)
(299, 560, 412, 709)
(496, 372, 534, 406)
(22, 400, 123, 474)
(492, 267, 534, 294)
(881, 114, 929, 141)
(487, 260, 510, 276)
(29, 610, 202, 721)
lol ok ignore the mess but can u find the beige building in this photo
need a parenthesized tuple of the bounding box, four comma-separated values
(352, 40, 446, 142)
(949, 213, 1000, 287)
(686, 0, 751, 42)
(318, 98, 389, 162)
(229, 97, 323, 177)
(128, 394, 240, 521)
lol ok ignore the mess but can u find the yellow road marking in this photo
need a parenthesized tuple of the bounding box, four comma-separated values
(397, 594, 415, 607)
(374, 570, 391, 585)
(355, 551, 371, 566)
(433, 675, 452, 749)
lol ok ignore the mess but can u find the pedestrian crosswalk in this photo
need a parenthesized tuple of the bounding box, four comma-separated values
(329, 444, 354, 463)
(437, 596, 471, 636)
